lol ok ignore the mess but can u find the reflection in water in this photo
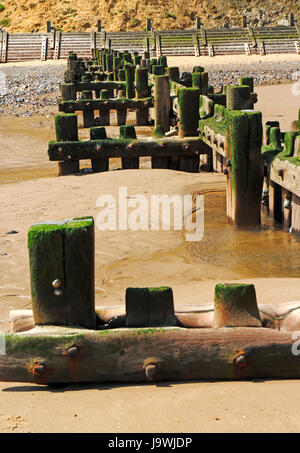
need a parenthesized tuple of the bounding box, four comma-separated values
(189, 190, 300, 278)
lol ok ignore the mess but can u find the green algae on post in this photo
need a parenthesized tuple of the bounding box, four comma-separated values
(28, 218, 95, 330)
(213, 283, 262, 328)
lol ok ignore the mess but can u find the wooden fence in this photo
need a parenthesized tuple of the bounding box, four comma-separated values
(1, 25, 300, 62)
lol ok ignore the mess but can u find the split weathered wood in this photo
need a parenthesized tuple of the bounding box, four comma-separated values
(2, 326, 300, 384)
(28, 218, 95, 329)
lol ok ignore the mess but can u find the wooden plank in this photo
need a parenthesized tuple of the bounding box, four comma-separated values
(1, 31, 8, 63)
(54, 30, 61, 59)
(41, 36, 47, 61)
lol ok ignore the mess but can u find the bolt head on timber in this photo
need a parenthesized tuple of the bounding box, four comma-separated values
(144, 363, 158, 381)
(234, 353, 248, 368)
(52, 279, 61, 289)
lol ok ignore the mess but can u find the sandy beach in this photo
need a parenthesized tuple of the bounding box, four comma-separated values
(0, 55, 300, 433)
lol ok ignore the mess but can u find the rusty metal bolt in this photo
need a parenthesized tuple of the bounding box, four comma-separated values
(67, 346, 79, 358)
(52, 279, 61, 289)
(96, 144, 102, 152)
(144, 363, 158, 381)
(32, 362, 46, 376)
(234, 353, 248, 368)
(184, 145, 190, 152)
(67, 155, 72, 161)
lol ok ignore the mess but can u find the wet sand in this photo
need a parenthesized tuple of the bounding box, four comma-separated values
(0, 68, 300, 433)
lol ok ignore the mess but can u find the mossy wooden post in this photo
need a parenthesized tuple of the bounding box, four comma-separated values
(152, 65, 165, 75)
(192, 72, 208, 95)
(167, 67, 180, 83)
(135, 68, 149, 125)
(64, 69, 76, 83)
(134, 55, 142, 66)
(28, 217, 95, 329)
(107, 72, 115, 98)
(113, 56, 121, 80)
(213, 283, 262, 328)
(55, 114, 79, 176)
(116, 89, 127, 125)
(226, 85, 251, 110)
(178, 87, 200, 173)
(81, 90, 94, 128)
(151, 125, 169, 169)
(61, 83, 76, 101)
(106, 53, 113, 73)
(239, 76, 254, 93)
(154, 75, 170, 134)
(125, 64, 135, 99)
(226, 110, 264, 226)
(126, 287, 176, 327)
(120, 125, 139, 169)
(90, 127, 109, 172)
(98, 89, 110, 126)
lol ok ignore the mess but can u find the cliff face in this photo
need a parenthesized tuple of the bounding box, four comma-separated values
(0, 0, 299, 33)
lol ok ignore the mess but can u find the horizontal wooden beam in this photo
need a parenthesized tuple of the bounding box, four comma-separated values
(74, 81, 126, 91)
(1, 326, 300, 384)
(48, 137, 209, 161)
(59, 98, 154, 113)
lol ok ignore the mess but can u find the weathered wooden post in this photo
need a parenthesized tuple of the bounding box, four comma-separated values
(61, 83, 76, 101)
(106, 53, 113, 72)
(113, 56, 121, 80)
(120, 125, 139, 169)
(28, 217, 95, 329)
(135, 68, 150, 125)
(126, 287, 176, 327)
(213, 283, 262, 328)
(226, 110, 264, 226)
(81, 90, 95, 128)
(146, 18, 152, 31)
(192, 71, 208, 94)
(125, 64, 135, 99)
(117, 89, 127, 125)
(152, 125, 169, 169)
(55, 113, 79, 176)
(152, 65, 165, 75)
(90, 126, 109, 172)
(195, 17, 201, 29)
(154, 75, 171, 134)
(178, 87, 200, 172)
(226, 85, 251, 110)
(98, 89, 110, 126)
(167, 67, 180, 83)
